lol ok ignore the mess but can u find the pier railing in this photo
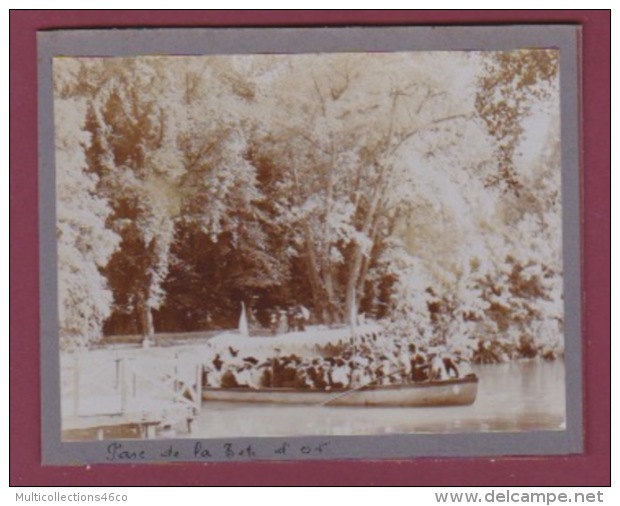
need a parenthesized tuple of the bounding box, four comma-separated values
(60, 347, 202, 439)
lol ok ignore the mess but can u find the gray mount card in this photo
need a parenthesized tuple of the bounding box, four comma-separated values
(38, 26, 582, 465)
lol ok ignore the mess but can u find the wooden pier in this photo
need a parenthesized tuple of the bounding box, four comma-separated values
(61, 346, 203, 440)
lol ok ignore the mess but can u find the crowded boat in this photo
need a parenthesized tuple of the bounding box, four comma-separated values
(202, 331, 475, 391)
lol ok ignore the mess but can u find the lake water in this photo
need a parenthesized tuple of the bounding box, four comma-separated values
(188, 360, 566, 438)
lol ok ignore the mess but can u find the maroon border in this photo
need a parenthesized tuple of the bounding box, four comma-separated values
(10, 10, 610, 486)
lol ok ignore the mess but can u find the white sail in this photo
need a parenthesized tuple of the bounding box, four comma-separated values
(299, 305, 310, 320)
(238, 302, 249, 337)
(349, 298, 358, 329)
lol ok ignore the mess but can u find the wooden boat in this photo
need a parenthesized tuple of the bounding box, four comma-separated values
(202, 375, 478, 407)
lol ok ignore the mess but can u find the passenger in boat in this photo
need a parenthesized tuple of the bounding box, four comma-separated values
(269, 356, 283, 387)
(279, 356, 300, 388)
(397, 343, 412, 380)
(295, 365, 314, 389)
(304, 363, 319, 389)
(350, 356, 371, 386)
(203, 366, 221, 388)
(349, 364, 364, 387)
(220, 347, 243, 371)
(359, 364, 375, 387)
(320, 358, 335, 389)
(256, 361, 272, 388)
(220, 367, 240, 388)
(360, 344, 374, 361)
(235, 363, 262, 389)
(231, 364, 248, 388)
(322, 357, 336, 388)
(409, 345, 429, 382)
(375, 355, 394, 385)
(203, 353, 224, 387)
(307, 359, 330, 390)
(242, 357, 263, 388)
(442, 356, 460, 378)
(329, 358, 351, 389)
(411, 353, 429, 381)
(210, 353, 222, 370)
(428, 354, 450, 381)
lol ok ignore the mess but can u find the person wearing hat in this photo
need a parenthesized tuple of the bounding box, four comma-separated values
(409, 344, 429, 382)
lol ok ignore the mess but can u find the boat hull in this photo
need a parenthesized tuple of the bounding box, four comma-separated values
(202, 376, 478, 407)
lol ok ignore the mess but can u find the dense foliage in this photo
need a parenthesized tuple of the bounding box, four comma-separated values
(54, 51, 563, 360)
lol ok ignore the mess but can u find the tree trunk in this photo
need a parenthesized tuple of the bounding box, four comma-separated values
(324, 267, 343, 324)
(356, 214, 382, 307)
(344, 184, 383, 325)
(136, 294, 154, 337)
(291, 162, 335, 324)
(302, 223, 330, 323)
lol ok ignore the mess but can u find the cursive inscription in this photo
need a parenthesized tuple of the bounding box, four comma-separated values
(106, 442, 146, 461)
(103, 439, 332, 462)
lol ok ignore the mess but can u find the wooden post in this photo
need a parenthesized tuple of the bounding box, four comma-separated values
(195, 362, 202, 411)
(132, 368, 137, 398)
(120, 358, 127, 414)
(145, 423, 157, 439)
(173, 353, 179, 403)
(114, 357, 121, 390)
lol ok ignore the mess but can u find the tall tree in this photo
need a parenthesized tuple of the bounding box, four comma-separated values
(158, 57, 287, 329)
(53, 89, 120, 349)
(250, 53, 481, 324)
(80, 59, 182, 337)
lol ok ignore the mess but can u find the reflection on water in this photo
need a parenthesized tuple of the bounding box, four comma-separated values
(188, 360, 566, 438)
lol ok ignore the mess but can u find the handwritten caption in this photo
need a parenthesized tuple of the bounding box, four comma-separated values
(105, 440, 331, 461)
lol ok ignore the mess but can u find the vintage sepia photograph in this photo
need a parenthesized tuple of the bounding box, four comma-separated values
(53, 48, 566, 443)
